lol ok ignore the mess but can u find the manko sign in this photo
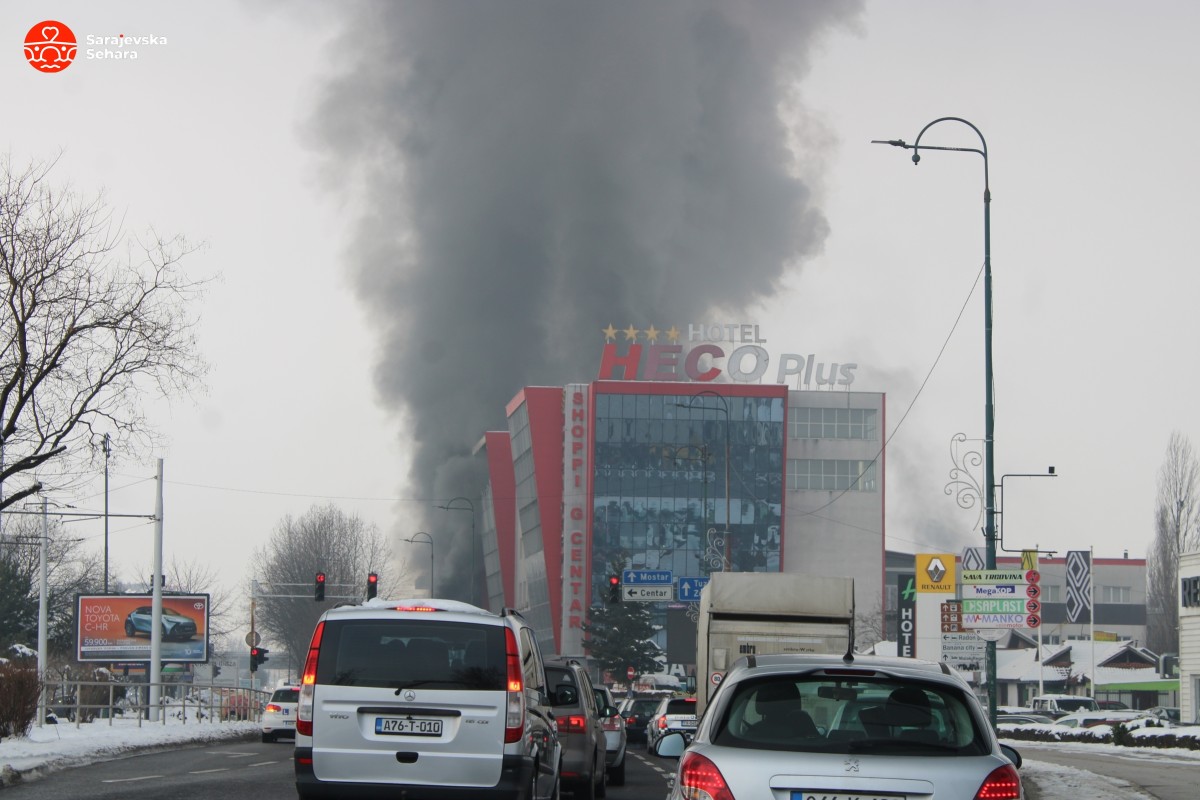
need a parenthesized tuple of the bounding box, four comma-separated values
(75, 594, 209, 663)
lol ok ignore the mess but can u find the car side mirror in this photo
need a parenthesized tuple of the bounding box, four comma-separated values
(685, 675, 697, 694)
(602, 704, 620, 718)
(1000, 744, 1022, 769)
(654, 731, 687, 758)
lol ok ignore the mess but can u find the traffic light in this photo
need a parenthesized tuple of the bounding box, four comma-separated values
(250, 646, 261, 672)
(213, 664, 222, 678)
(607, 574, 621, 604)
(367, 572, 378, 600)
(315, 571, 326, 601)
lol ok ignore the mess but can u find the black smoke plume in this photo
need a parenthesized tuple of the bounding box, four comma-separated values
(312, 0, 864, 597)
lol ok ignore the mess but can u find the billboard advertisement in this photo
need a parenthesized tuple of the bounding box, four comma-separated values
(76, 594, 209, 662)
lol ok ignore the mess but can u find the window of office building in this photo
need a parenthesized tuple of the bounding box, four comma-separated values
(592, 392, 785, 605)
(789, 407, 877, 440)
(1041, 584, 1062, 603)
(787, 459, 878, 492)
(1101, 585, 1132, 604)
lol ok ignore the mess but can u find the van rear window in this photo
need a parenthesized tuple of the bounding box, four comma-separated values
(315, 619, 506, 690)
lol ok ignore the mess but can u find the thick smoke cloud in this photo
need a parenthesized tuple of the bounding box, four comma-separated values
(312, 1, 864, 596)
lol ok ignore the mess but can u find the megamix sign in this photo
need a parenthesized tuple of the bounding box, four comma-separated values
(598, 323, 858, 389)
(75, 594, 209, 662)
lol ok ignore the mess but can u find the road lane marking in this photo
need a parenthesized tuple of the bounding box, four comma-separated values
(246, 761, 278, 767)
(189, 768, 229, 774)
(102, 775, 163, 783)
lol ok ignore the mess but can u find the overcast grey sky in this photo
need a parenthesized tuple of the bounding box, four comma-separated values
(4, 1, 1198, 615)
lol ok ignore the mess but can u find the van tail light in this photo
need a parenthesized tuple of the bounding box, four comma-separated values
(504, 627, 524, 743)
(678, 751, 734, 800)
(974, 764, 1022, 800)
(559, 715, 587, 734)
(296, 621, 324, 737)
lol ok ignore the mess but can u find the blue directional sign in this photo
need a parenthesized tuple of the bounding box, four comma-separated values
(677, 576, 711, 601)
(623, 569, 672, 585)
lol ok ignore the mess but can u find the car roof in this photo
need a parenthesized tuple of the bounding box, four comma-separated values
(317, 598, 507, 624)
(723, 653, 965, 688)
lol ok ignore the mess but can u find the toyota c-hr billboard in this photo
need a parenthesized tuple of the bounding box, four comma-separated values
(75, 594, 209, 662)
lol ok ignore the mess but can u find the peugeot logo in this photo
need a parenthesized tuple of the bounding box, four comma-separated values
(844, 757, 860, 773)
(403, 690, 416, 701)
(926, 557, 947, 584)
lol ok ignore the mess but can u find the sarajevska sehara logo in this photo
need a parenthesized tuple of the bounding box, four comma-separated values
(24, 20, 77, 73)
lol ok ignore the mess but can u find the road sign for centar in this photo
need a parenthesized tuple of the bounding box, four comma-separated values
(623, 585, 673, 602)
(623, 569, 672, 585)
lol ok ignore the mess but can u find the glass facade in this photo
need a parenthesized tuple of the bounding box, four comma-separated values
(591, 390, 785, 604)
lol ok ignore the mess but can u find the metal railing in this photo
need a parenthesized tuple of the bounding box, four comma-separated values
(40, 679, 268, 728)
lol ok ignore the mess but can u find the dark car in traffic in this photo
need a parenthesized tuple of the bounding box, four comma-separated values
(620, 694, 663, 744)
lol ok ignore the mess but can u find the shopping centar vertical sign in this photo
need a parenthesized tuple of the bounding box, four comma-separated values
(597, 323, 858, 388)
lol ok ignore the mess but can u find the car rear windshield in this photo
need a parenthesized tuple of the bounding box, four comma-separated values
(315, 618, 506, 690)
(1056, 698, 1098, 712)
(666, 698, 696, 714)
(271, 689, 299, 703)
(712, 675, 989, 756)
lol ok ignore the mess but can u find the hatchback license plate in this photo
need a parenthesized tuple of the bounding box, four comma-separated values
(794, 794, 903, 800)
(376, 716, 443, 736)
(680, 719, 698, 728)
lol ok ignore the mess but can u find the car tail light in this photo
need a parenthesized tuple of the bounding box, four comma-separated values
(602, 716, 622, 731)
(625, 715, 636, 726)
(559, 715, 587, 734)
(265, 703, 282, 713)
(393, 605, 442, 612)
(296, 621, 324, 737)
(678, 751, 734, 800)
(658, 716, 668, 729)
(504, 627, 524, 743)
(974, 764, 1022, 800)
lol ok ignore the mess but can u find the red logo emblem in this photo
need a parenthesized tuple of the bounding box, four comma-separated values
(24, 21, 77, 73)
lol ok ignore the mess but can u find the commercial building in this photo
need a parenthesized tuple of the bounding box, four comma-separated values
(475, 379, 885, 660)
(1181, 551, 1200, 723)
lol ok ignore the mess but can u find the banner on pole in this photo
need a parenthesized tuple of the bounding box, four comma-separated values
(1065, 550, 1092, 624)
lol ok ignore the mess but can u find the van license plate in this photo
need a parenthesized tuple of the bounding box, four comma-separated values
(376, 717, 443, 736)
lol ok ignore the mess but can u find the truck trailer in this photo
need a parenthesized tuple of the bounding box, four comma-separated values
(694, 572, 856, 714)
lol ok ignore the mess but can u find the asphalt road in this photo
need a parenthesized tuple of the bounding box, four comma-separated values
(1018, 743, 1199, 800)
(2, 738, 676, 800)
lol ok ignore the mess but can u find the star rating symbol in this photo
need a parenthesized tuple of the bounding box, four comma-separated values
(622, 324, 640, 341)
(602, 324, 618, 342)
(665, 326, 681, 344)
(644, 325, 660, 343)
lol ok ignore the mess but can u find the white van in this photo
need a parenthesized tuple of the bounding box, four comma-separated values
(1029, 693, 1100, 718)
(293, 599, 561, 800)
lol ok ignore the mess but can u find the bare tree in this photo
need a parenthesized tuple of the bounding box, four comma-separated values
(0, 511, 102, 658)
(1146, 431, 1199, 654)
(0, 155, 208, 510)
(165, 557, 238, 642)
(250, 504, 399, 674)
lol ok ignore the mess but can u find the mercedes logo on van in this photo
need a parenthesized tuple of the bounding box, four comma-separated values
(404, 690, 416, 701)
(926, 557, 947, 584)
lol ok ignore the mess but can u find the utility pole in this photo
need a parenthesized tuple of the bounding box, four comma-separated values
(149, 458, 164, 721)
(103, 433, 111, 593)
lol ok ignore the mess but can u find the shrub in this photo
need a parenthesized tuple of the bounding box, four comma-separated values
(0, 663, 42, 740)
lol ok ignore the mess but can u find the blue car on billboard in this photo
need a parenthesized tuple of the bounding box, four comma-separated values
(124, 606, 198, 641)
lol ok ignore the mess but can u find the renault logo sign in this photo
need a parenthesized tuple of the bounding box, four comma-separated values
(917, 553, 957, 593)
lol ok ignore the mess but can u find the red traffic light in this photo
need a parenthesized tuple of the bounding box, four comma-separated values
(608, 575, 619, 587)
(368, 573, 378, 585)
(367, 572, 379, 599)
(316, 572, 326, 584)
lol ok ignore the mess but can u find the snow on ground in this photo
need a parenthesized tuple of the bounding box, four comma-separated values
(0, 717, 259, 786)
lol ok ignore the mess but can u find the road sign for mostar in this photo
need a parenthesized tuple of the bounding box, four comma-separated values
(623, 569, 672, 585)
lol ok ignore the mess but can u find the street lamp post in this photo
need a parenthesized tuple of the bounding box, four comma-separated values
(437, 497, 476, 605)
(677, 392, 731, 571)
(403, 532, 434, 598)
(874, 117, 996, 723)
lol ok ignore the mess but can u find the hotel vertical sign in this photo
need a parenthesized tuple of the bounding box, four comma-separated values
(560, 384, 589, 656)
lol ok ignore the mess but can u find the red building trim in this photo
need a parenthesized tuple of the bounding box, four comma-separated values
(484, 431, 517, 607)
(523, 387, 566, 652)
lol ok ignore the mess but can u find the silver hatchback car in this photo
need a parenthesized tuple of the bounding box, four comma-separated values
(654, 653, 1023, 800)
